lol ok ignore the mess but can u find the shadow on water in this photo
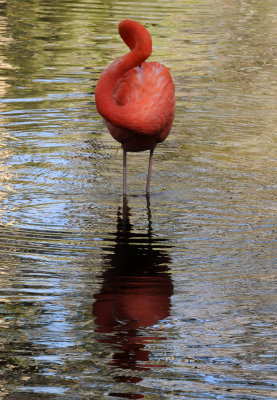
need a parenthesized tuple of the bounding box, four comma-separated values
(92, 196, 173, 398)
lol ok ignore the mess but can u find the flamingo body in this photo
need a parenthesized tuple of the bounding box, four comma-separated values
(95, 20, 175, 193)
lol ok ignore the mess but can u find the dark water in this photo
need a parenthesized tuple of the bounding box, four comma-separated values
(0, 0, 276, 399)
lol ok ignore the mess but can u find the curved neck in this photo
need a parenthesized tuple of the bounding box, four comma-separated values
(95, 20, 152, 130)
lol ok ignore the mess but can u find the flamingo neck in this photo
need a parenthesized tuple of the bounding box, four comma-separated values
(95, 20, 152, 129)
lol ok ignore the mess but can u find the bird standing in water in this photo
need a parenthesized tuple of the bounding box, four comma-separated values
(95, 20, 175, 195)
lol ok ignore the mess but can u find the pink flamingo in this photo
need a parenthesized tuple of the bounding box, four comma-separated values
(95, 20, 175, 195)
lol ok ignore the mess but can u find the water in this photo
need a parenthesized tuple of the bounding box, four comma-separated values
(0, 0, 276, 398)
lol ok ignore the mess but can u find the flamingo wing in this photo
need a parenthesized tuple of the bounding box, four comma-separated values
(113, 62, 175, 137)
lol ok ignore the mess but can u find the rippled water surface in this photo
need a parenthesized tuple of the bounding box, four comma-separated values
(0, 0, 276, 399)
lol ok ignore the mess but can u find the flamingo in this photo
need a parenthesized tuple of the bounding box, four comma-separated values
(95, 20, 175, 195)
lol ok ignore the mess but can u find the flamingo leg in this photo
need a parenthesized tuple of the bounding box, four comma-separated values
(146, 149, 154, 195)
(123, 149, 127, 196)
(146, 192, 152, 233)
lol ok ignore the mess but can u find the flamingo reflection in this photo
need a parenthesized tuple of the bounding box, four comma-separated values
(93, 196, 173, 380)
